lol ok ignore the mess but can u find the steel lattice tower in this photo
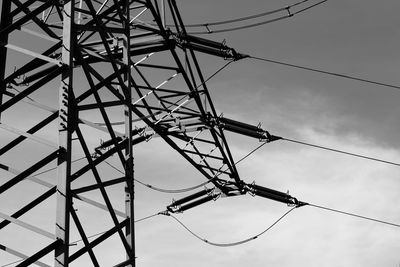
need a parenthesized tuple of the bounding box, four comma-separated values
(0, 1, 303, 266)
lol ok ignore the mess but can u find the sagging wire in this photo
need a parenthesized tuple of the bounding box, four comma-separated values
(103, 137, 272, 194)
(181, 0, 310, 28)
(161, 207, 297, 247)
(184, 0, 328, 35)
(103, 160, 215, 194)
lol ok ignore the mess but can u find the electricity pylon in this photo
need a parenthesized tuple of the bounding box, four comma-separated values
(0, 0, 304, 266)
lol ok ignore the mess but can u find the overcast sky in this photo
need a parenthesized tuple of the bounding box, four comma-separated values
(1, 0, 400, 266)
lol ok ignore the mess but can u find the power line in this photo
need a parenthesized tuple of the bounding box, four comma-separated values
(234, 141, 268, 166)
(182, 0, 310, 27)
(163, 207, 297, 247)
(249, 56, 400, 91)
(178, 0, 328, 35)
(307, 203, 400, 228)
(281, 137, 400, 167)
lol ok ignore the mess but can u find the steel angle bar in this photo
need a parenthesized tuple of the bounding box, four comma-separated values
(0, 212, 55, 239)
(130, 6, 148, 24)
(0, 150, 59, 194)
(0, 188, 56, 230)
(114, 259, 135, 267)
(0, 244, 51, 267)
(55, 1, 74, 264)
(182, 149, 224, 161)
(4, 41, 62, 85)
(0, 123, 58, 148)
(5, 44, 62, 65)
(72, 194, 126, 218)
(16, 240, 62, 267)
(19, 27, 60, 43)
(72, 177, 126, 194)
(69, 219, 129, 262)
(0, 112, 58, 156)
(0, 66, 63, 113)
(0, 163, 54, 188)
(70, 209, 100, 266)
(135, 62, 179, 71)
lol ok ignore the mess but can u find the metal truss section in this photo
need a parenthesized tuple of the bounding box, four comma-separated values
(0, 0, 292, 266)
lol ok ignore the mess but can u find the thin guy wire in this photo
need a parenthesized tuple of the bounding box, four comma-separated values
(249, 56, 400, 91)
(308, 203, 400, 228)
(69, 212, 161, 245)
(282, 137, 400, 167)
(165, 207, 297, 247)
(32, 156, 87, 176)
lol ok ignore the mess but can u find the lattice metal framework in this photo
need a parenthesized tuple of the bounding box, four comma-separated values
(0, 0, 303, 266)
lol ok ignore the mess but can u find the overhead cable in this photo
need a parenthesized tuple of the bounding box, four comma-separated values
(281, 137, 400, 167)
(182, 0, 310, 27)
(162, 207, 297, 247)
(249, 56, 400, 91)
(171, 0, 328, 35)
(308, 203, 400, 228)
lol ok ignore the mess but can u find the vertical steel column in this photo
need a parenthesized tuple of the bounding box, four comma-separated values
(161, 0, 166, 27)
(55, 1, 74, 266)
(124, 1, 135, 266)
(0, 0, 12, 119)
